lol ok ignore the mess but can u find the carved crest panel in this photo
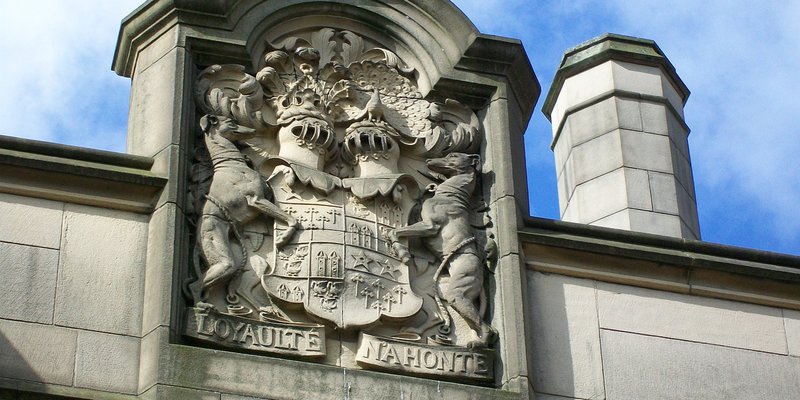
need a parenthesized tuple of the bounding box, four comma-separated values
(184, 27, 497, 383)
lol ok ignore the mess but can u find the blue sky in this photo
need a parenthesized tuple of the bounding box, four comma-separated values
(0, 1, 797, 255)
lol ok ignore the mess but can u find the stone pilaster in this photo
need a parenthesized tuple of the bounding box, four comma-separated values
(543, 34, 700, 239)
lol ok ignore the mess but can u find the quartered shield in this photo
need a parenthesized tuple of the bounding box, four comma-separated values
(261, 162, 423, 329)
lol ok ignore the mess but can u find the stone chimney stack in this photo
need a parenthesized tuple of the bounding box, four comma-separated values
(542, 34, 700, 239)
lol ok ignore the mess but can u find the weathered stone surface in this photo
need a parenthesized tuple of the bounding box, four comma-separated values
(564, 97, 618, 147)
(0, 319, 77, 386)
(573, 167, 628, 223)
(141, 384, 221, 400)
(626, 209, 683, 237)
(624, 168, 653, 211)
(639, 100, 669, 135)
(127, 48, 187, 157)
(551, 62, 615, 132)
(534, 394, 580, 400)
(615, 97, 643, 131)
(602, 330, 800, 399)
(0, 193, 63, 249)
(648, 172, 679, 214)
(54, 204, 148, 336)
(620, 130, 673, 174)
(597, 282, 788, 354)
(0, 242, 59, 324)
(527, 271, 604, 399)
(141, 203, 181, 336)
(611, 61, 665, 99)
(785, 309, 800, 357)
(74, 330, 140, 394)
(569, 130, 623, 186)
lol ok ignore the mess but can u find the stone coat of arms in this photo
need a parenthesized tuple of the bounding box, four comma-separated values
(184, 28, 498, 381)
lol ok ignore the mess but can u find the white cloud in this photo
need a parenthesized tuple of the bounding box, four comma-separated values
(0, 1, 141, 151)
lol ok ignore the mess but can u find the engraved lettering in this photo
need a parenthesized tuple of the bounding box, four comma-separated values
(213, 319, 231, 339)
(240, 324, 258, 345)
(403, 346, 420, 368)
(422, 349, 437, 369)
(231, 322, 246, 342)
(306, 331, 322, 352)
(195, 313, 213, 336)
(474, 354, 488, 374)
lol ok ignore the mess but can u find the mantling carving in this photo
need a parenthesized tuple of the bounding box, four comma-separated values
(185, 27, 497, 382)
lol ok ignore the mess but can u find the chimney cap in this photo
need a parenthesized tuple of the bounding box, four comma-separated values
(542, 33, 690, 118)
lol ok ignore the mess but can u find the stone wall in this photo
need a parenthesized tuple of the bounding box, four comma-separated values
(0, 193, 148, 397)
(522, 218, 800, 400)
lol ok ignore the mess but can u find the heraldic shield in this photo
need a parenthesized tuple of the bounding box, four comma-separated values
(261, 164, 423, 329)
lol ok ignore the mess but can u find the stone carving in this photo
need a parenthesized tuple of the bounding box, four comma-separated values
(185, 27, 496, 381)
(390, 153, 497, 349)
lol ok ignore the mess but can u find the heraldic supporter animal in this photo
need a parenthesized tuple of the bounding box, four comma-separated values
(390, 152, 497, 348)
(189, 114, 298, 308)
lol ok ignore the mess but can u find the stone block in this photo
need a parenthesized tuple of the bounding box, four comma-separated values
(648, 172, 679, 214)
(142, 203, 184, 335)
(151, 144, 188, 210)
(0, 242, 59, 324)
(0, 193, 63, 249)
(675, 183, 700, 238)
(534, 394, 580, 400)
(615, 97, 643, 131)
(74, 331, 140, 394)
(553, 118, 573, 174)
(127, 48, 187, 157)
(667, 113, 691, 159)
(640, 100, 669, 135)
(552, 61, 615, 130)
(624, 167, 653, 211)
(626, 209, 683, 237)
(591, 209, 631, 230)
(566, 97, 619, 147)
(620, 130, 673, 173)
(671, 145, 696, 201)
(527, 271, 605, 399)
(573, 167, 627, 223)
(556, 172, 569, 215)
(570, 130, 623, 186)
(221, 395, 268, 400)
(489, 195, 522, 259)
(611, 61, 664, 97)
(162, 345, 343, 399)
(0, 319, 77, 386)
(141, 384, 221, 400)
(601, 330, 800, 399)
(597, 283, 788, 354)
(661, 75, 686, 117)
(54, 204, 149, 336)
(785, 309, 800, 357)
(561, 201, 579, 222)
(494, 253, 533, 384)
(134, 25, 179, 75)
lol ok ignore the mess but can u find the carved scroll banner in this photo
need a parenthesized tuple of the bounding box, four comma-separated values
(355, 333, 494, 382)
(185, 308, 326, 357)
